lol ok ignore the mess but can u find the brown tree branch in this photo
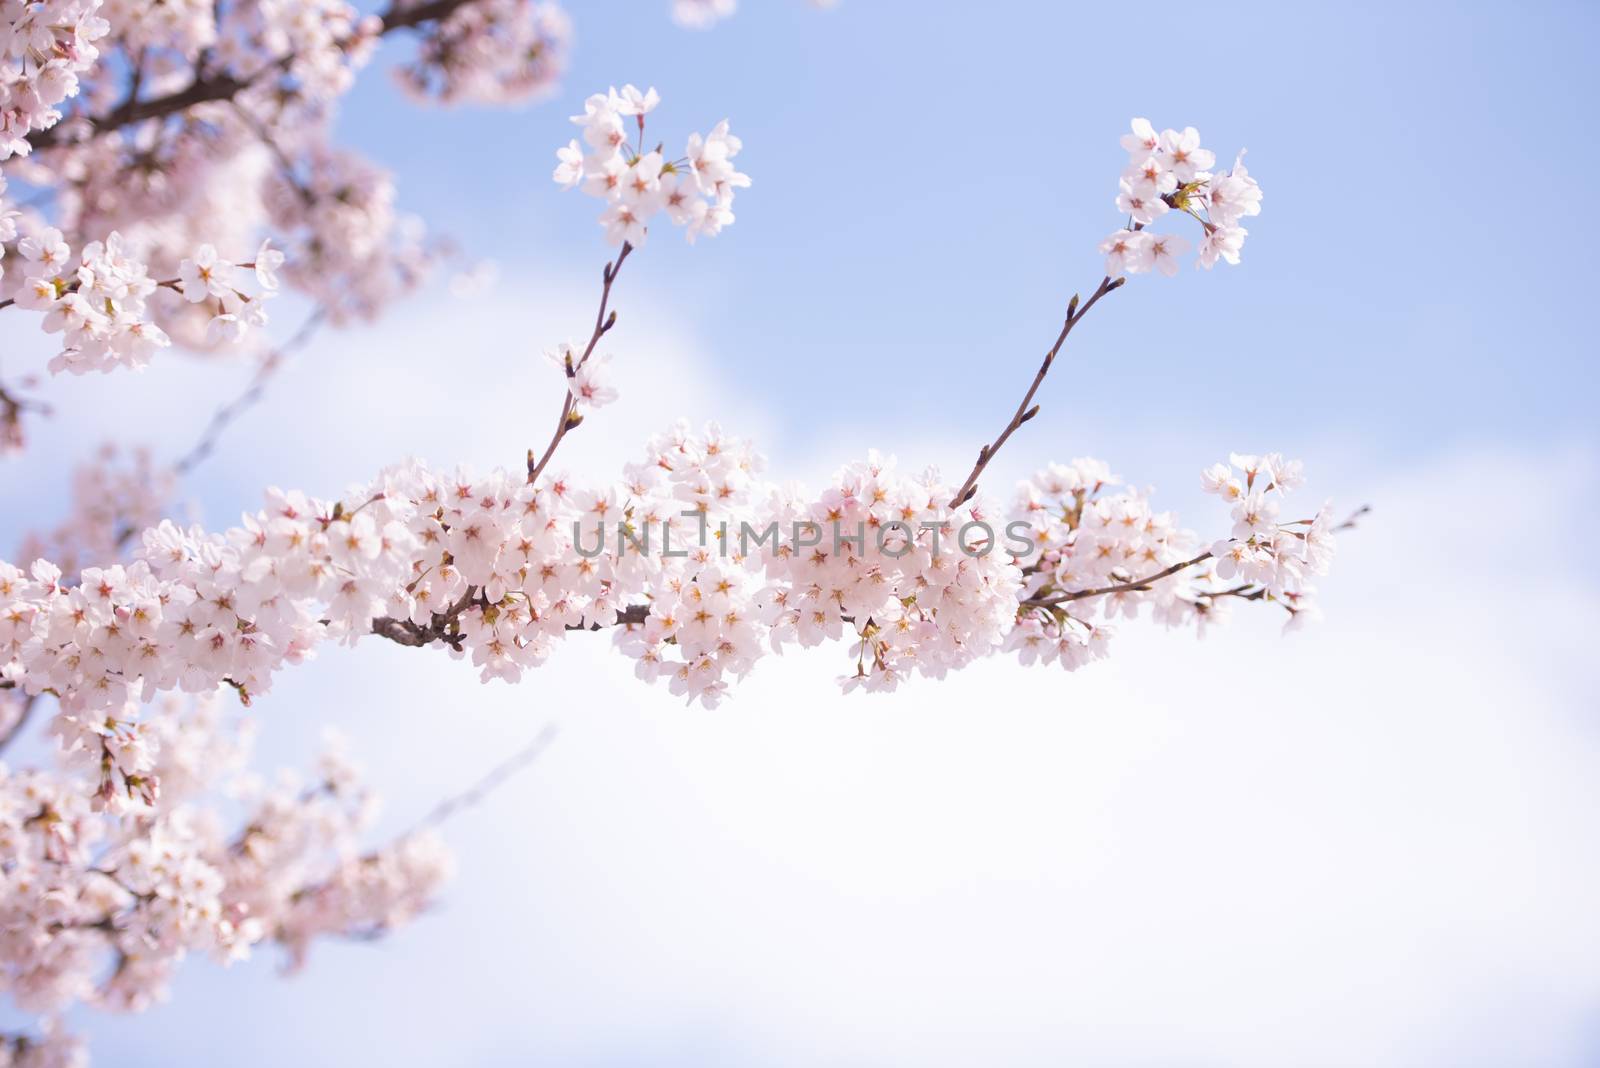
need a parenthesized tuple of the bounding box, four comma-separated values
(0, 693, 37, 755)
(1024, 551, 1214, 609)
(946, 274, 1124, 508)
(1020, 506, 1371, 610)
(526, 242, 633, 485)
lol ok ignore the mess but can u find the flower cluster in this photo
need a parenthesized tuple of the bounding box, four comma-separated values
(8, 229, 171, 374)
(1201, 452, 1336, 626)
(1, 189, 280, 373)
(0, 698, 450, 1048)
(555, 85, 749, 245)
(175, 240, 283, 344)
(394, 0, 570, 105)
(0, 0, 109, 159)
(753, 453, 1023, 693)
(1005, 451, 1338, 670)
(1099, 118, 1263, 276)
(605, 424, 768, 704)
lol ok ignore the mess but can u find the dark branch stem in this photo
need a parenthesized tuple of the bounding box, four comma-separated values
(526, 241, 633, 485)
(370, 587, 481, 649)
(1024, 551, 1214, 609)
(0, 693, 37, 755)
(946, 274, 1124, 508)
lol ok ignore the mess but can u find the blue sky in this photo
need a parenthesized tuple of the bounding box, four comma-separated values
(4, 1, 1600, 1064)
(330, 0, 1598, 470)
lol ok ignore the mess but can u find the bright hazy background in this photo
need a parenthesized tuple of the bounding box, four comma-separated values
(3, 1, 1598, 1064)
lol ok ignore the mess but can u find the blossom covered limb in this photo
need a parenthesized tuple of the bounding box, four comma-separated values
(1023, 550, 1214, 608)
(1023, 504, 1370, 609)
(0, 111, 1345, 712)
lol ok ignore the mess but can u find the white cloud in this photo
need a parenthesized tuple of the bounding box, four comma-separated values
(77, 432, 1600, 1065)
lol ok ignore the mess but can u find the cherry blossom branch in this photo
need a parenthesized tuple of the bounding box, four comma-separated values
(526, 241, 633, 485)
(1020, 506, 1370, 610)
(369, 597, 646, 649)
(1023, 550, 1213, 608)
(567, 605, 650, 631)
(947, 275, 1125, 508)
(371, 587, 481, 649)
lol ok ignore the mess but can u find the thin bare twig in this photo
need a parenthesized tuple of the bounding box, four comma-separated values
(172, 308, 328, 477)
(526, 242, 633, 485)
(409, 723, 560, 834)
(946, 274, 1125, 508)
(0, 693, 37, 755)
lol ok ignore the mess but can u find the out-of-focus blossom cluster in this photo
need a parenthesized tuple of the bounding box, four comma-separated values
(215, 0, 377, 100)
(394, 0, 570, 105)
(15, 445, 177, 575)
(0, 1022, 84, 1067)
(554, 85, 749, 245)
(262, 148, 432, 324)
(0, 697, 450, 1049)
(1099, 118, 1263, 276)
